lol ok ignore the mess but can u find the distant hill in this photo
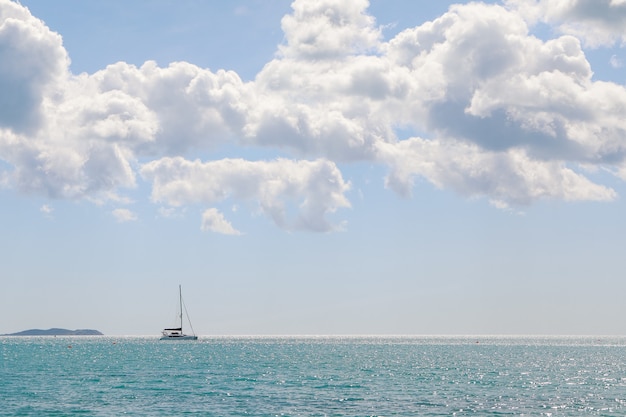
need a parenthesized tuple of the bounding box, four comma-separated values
(3, 328, 103, 336)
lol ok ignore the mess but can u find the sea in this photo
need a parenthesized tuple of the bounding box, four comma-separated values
(1, 335, 626, 416)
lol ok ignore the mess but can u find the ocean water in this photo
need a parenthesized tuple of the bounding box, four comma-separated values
(1, 336, 626, 416)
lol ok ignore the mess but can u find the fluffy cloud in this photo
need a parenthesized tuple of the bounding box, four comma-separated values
(201, 208, 242, 235)
(0, 0, 68, 133)
(279, 0, 381, 59)
(88, 61, 249, 155)
(0, 4, 143, 201)
(376, 138, 616, 206)
(1, 0, 626, 231)
(141, 157, 350, 232)
(506, 0, 626, 46)
(380, 2, 626, 205)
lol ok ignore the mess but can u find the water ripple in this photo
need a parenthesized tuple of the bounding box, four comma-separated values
(1, 336, 626, 415)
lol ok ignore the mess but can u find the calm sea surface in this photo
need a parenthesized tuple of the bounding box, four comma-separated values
(1, 336, 626, 416)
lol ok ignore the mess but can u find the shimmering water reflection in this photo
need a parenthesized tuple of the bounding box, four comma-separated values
(1, 335, 626, 416)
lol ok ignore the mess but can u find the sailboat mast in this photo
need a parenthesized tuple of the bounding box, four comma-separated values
(179, 284, 183, 330)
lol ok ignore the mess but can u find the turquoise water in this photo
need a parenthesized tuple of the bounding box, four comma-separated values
(1, 336, 626, 416)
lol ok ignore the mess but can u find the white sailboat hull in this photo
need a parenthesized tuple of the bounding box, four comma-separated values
(160, 334, 198, 340)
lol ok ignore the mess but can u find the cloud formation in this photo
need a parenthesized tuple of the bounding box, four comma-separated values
(1, 0, 625, 233)
(141, 157, 350, 232)
(506, 0, 626, 47)
(112, 208, 138, 223)
(201, 208, 241, 236)
(0, 0, 68, 133)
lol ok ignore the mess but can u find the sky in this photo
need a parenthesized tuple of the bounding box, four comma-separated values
(2, 0, 626, 336)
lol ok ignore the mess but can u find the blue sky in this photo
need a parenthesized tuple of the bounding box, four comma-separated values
(2, 0, 626, 335)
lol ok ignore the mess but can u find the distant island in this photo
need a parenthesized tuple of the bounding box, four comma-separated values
(3, 328, 103, 336)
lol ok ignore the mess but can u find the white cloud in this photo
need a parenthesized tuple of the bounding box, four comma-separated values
(112, 208, 138, 223)
(201, 208, 242, 235)
(1, 0, 626, 231)
(376, 138, 616, 206)
(610, 54, 623, 68)
(384, 3, 626, 180)
(506, 0, 626, 47)
(89, 60, 248, 155)
(279, 0, 381, 60)
(141, 157, 351, 232)
(0, 0, 68, 133)
(40, 204, 53, 217)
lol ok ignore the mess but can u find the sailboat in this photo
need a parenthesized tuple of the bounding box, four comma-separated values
(160, 285, 198, 340)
